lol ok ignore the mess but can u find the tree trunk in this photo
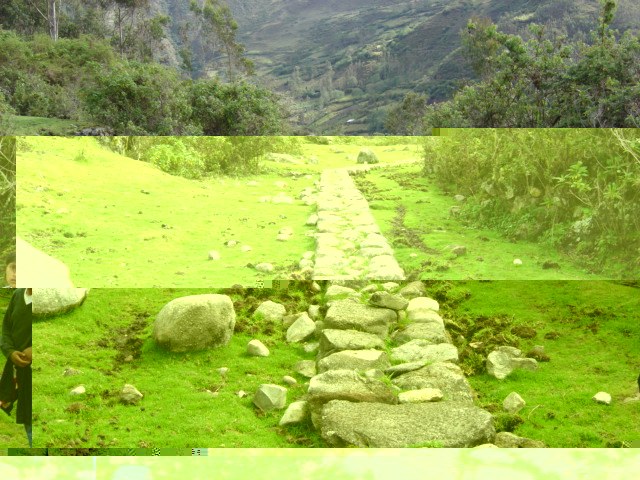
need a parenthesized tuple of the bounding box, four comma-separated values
(49, 0, 58, 41)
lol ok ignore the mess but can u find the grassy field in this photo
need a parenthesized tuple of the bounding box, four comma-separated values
(34, 286, 327, 448)
(352, 162, 615, 280)
(17, 136, 421, 287)
(441, 280, 640, 448)
(7, 116, 79, 135)
(33, 281, 640, 448)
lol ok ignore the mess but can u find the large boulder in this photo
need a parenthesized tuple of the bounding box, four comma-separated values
(317, 349, 390, 374)
(17, 237, 74, 287)
(356, 148, 380, 164)
(32, 288, 89, 318)
(392, 362, 475, 404)
(324, 301, 396, 338)
(152, 294, 235, 352)
(318, 329, 385, 359)
(320, 400, 495, 447)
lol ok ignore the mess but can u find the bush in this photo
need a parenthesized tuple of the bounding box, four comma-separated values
(189, 79, 288, 135)
(142, 141, 205, 179)
(422, 129, 640, 266)
(83, 61, 194, 135)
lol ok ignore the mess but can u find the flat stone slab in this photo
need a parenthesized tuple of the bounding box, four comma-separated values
(392, 362, 475, 404)
(319, 329, 386, 360)
(324, 301, 396, 338)
(320, 400, 495, 447)
(317, 349, 391, 374)
(390, 341, 459, 364)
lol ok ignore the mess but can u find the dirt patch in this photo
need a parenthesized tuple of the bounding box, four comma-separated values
(390, 205, 439, 253)
(351, 175, 388, 201)
(384, 171, 430, 192)
(445, 313, 522, 375)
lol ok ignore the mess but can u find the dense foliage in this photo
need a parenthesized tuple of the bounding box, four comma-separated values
(388, 1, 640, 131)
(0, 1, 289, 135)
(422, 129, 640, 272)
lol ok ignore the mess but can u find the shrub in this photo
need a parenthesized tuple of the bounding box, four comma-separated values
(83, 61, 194, 135)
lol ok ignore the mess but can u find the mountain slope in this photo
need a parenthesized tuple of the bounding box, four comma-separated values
(157, 0, 640, 134)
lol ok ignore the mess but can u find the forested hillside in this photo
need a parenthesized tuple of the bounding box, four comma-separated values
(1, 1, 639, 134)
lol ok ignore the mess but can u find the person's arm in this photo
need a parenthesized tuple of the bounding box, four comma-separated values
(0, 292, 17, 360)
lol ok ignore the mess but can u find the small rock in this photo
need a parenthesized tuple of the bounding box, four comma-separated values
(69, 386, 86, 396)
(306, 214, 319, 226)
(123, 355, 133, 363)
(503, 392, 526, 414)
(255, 263, 274, 273)
(409, 253, 418, 258)
(307, 305, 321, 320)
(225, 240, 238, 247)
(283, 376, 297, 386)
(63, 367, 84, 376)
(592, 392, 612, 405)
(513, 259, 523, 265)
(247, 339, 270, 357)
(236, 390, 248, 398)
(450, 245, 467, 256)
(121, 384, 143, 405)
(294, 360, 316, 378)
(217, 367, 229, 375)
(208, 250, 221, 260)
(253, 384, 287, 411)
(279, 401, 309, 426)
(303, 342, 319, 353)
(241, 245, 252, 252)
(310, 282, 322, 293)
(276, 233, 291, 242)
(454, 195, 466, 202)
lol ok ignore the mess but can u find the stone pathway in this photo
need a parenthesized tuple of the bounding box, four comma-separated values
(311, 159, 421, 281)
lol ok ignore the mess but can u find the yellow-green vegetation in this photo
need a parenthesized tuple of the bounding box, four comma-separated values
(440, 280, 640, 448)
(17, 136, 420, 287)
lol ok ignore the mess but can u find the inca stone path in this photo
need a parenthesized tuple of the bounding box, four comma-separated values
(312, 160, 420, 281)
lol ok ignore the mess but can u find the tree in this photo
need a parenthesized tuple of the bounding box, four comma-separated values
(189, 78, 288, 135)
(188, 0, 254, 78)
(82, 61, 195, 135)
(0, 136, 16, 255)
(393, 0, 640, 129)
(24, 0, 60, 41)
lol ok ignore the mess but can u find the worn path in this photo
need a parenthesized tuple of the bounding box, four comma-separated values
(311, 160, 420, 281)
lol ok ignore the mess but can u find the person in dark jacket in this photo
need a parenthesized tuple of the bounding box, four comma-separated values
(0, 287, 32, 447)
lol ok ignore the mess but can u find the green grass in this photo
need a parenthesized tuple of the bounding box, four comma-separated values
(8, 116, 80, 135)
(34, 286, 328, 448)
(17, 137, 421, 287)
(353, 163, 615, 280)
(440, 280, 640, 448)
(34, 280, 640, 448)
